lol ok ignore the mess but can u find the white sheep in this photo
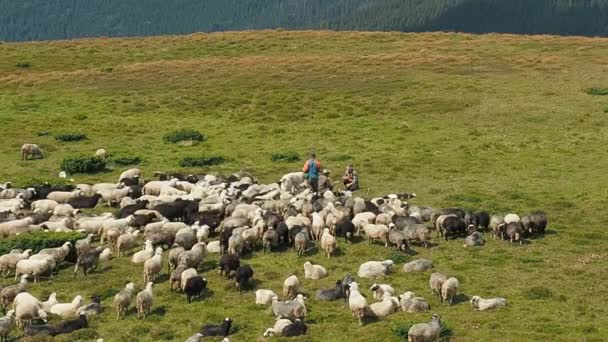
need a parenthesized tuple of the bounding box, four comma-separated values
(283, 275, 300, 300)
(75, 234, 94, 256)
(0, 309, 15, 341)
(441, 277, 459, 305)
(362, 223, 389, 246)
(118, 168, 141, 183)
(131, 240, 154, 264)
(41, 293, 58, 312)
(0, 249, 32, 277)
(119, 196, 136, 208)
(46, 189, 82, 204)
(470, 295, 507, 311)
(408, 314, 442, 342)
(320, 228, 337, 258)
(196, 224, 210, 243)
(368, 292, 398, 318)
(399, 291, 430, 313)
(95, 148, 108, 159)
(20, 144, 43, 160)
(98, 187, 131, 206)
(347, 282, 369, 326)
(357, 260, 394, 279)
(13, 292, 48, 329)
(0, 217, 35, 238)
(15, 258, 51, 283)
(52, 204, 80, 217)
(142, 181, 174, 196)
(279, 172, 307, 194)
(263, 317, 293, 337)
(38, 241, 72, 264)
(228, 233, 244, 256)
(429, 272, 447, 298)
(179, 242, 207, 270)
(352, 212, 376, 234)
(370, 283, 395, 301)
(303, 261, 327, 280)
(255, 289, 278, 305)
(50, 295, 83, 318)
(143, 248, 163, 283)
(113, 282, 135, 320)
(31, 199, 59, 213)
(310, 213, 325, 241)
(74, 215, 113, 234)
(136, 282, 154, 319)
(504, 213, 521, 224)
(180, 268, 198, 291)
(206, 241, 221, 254)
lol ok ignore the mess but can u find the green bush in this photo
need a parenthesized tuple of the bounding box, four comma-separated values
(163, 129, 205, 143)
(110, 155, 142, 166)
(55, 132, 88, 142)
(585, 87, 608, 96)
(16, 61, 32, 68)
(61, 155, 107, 174)
(37, 131, 50, 136)
(271, 152, 300, 163)
(0, 232, 84, 255)
(179, 156, 224, 167)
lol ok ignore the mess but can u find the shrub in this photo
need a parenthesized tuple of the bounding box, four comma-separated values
(110, 155, 142, 166)
(391, 323, 412, 339)
(61, 156, 107, 174)
(55, 132, 88, 142)
(163, 129, 205, 143)
(271, 152, 300, 163)
(179, 156, 224, 168)
(585, 87, 608, 96)
(16, 61, 32, 68)
(0, 232, 84, 256)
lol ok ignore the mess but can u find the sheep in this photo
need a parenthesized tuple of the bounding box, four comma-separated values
(184, 276, 207, 303)
(219, 253, 240, 278)
(529, 211, 548, 235)
(74, 215, 113, 233)
(262, 227, 278, 253)
(169, 263, 188, 293)
(168, 246, 186, 273)
(113, 282, 135, 320)
(180, 268, 198, 291)
(31, 199, 59, 214)
(442, 216, 467, 240)
(506, 221, 523, 245)
(228, 233, 244, 257)
(15, 258, 50, 283)
(46, 312, 89, 336)
(46, 189, 82, 204)
(362, 223, 389, 246)
(143, 247, 163, 283)
(0, 275, 28, 313)
(504, 213, 521, 224)
(136, 282, 154, 319)
(0, 309, 15, 341)
(303, 261, 327, 280)
(352, 212, 376, 235)
(320, 228, 337, 258)
(470, 295, 507, 311)
(279, 172, 307, 193)
(388, 225, 410, 252)
(310, 213, 325, 241)
(118, 168, 141, 183)
(200, 317, 233, 338)
(185, 332, 204, 342)
(429, 272, 447, 298)
(441, 277, 459, 305)
(283, 275, 300, 300)
(357, 259, 393, 279)
(76, 295, 102, 316)
(13, 292, 48, 329)
(255, 289, 278, 305)
(98, 187, 131, 206)
(95, 148, 108, 159)
(116, 230, 140, 256)
(434, 214, 456, 237)
(347, 282, 368, 326)
(294, 230, 309, 257)
(263, 317, 293, 337)
(75, 233, 94, 256)
(403, 223, 431, 248)
(49, 295, 83, 318)
(0, 217, 35, 238)
(21, 144, 44, 160)
(271, 294, 307, 320)
(179, 242, 207, 270)
(235, 265, 254, 291)
(195, 223, 210, 243)
(403, 259, 433, 273)
(131, 240, 154, 263)
(368, 292, 399, 318)
(407, 314, 442, 342)
(206, 240, 221, 254)
(370, 283, 395, 301)
(399, 291, 430, 313)
(41, 293, 58, 312)
(52, 203, 80, 217)
(463, 231, 485, 247)
(335, 220, 355, 243)
(0, 249, 32, 277)
(39, 217, 73, 232)
(316, 279, 345, 301)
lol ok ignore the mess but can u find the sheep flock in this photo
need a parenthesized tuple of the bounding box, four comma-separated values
(0, 168, 549, 340)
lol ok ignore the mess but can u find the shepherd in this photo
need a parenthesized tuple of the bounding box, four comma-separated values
(302, 153, 321, 195)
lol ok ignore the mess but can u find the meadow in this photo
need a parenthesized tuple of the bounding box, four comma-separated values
(1, 30, 608, 341)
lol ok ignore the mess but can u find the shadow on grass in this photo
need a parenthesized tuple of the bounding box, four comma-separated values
(150, 305, 167, 317)
(451, 293, 470, 305)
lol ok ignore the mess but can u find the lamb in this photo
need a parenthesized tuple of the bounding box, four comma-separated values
(131, 240, 154, 263)
(403, 259, 434, 273)
(429, 272, 447, 298)
(362, 223, 389, 246)
(470, 295, 507, 311)
(143, 247, 163, 283)
(357, 259, 394, 279)
(0, 274, 28, 313)
(0, 309, 15, 341)
(235, 265, 254, 292)
(20, 144, 44, 160)
(49, 295, 83, 318)
(262, 227, 278, 253)
(179, 242, 207, 270)
(0, 249, 32, 277)
(282, 275, 300, 300)
(219, 253, 240, 278)
(136, 282, 154, 319)
(399, 291, 430, 313)
(441, 277, 459, 305)
(407, 314, 442, 342)
(368, 293, 399, 318)
(303, 261, 327, 280)
(52, 203, 80, 217)
(506, 221, 523, 245)
(255, 289, 278, 305)
(113, 282, 136, 320)
(31, 199, 59, 214)
(13, 292, 48, 329)
(370, 283, 395, 301)
(320, 228, 337, 258)
(200, 317, 232, 338)
(15, 258, 51, 283)
(271, 294, 307, 320)
(463, 231, 485, 247)
(116, 230, 141, 256)
(263, 317, 293, 337)
(46, 189, 82, 204)
(347, 282, 368, 326)
(294, 230, 309, 257)
(184, 276, 208, 303)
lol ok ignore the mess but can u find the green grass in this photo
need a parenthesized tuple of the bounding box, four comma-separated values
(1, 30, 608, 341)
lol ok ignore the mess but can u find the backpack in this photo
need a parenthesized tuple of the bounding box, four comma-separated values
(307, 159, 319, 180)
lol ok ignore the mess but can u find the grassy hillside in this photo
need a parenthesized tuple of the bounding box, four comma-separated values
(1, 30, 608, 341)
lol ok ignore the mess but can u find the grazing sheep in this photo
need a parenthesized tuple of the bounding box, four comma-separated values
(263, 317, 293, 337)
(283, 275, 300, 300)
(143, 247, 163, 283)
(13, 292, 48, 329)
(131, 240, 154, 264)
(347, 282, 368, 326)
(357, 260, 393, 279)
(169, 263, 188, 293)
(136, 282, 154, 319)
(407, 314, 442, 342)
(463, 231, 485, 247)
(95, 148, 108, 159)
(399, 291, 430, 313)
(219, 253, 240, 278)
(362, 223, 389, 246)
(180, 268, 198, 291)
(403, 223, 431, 248)
(434, 214, 456, 238)
(0, 249, 32, 277)
(42, 312, 88, 337)
(228, 233, 244, 257)
(320, 228, 337, 258)
(255, 289, 278, 305)
(200, 317, 232, 338)
(403, 259, 433, 273)
(303, 261, 327, 280)
(442, 216, 467, 240)
(370, 283, 395, 301)
(15, 258, 51, 283)
(50, 295, 83, 318)
(504, 213, 520, 224)
(175, 226, 197, 250)
(368, 293, 399, 318)
(506, 222, 523, 245)
(21, 144, 44, 160)
(0, 309, 15, 341)
(168, 246, 186, 273)
(113, 282, 136, 320)
(0, 275, 28, 313)
(184, 276, 208, 303)
(470, 295, 507, 311)
(441, 277, 459, 305)
(262, 228, 278, 253)
(294, 230, 310, 257)
(179, 242, 207, 270)
(31, 199, 59, 214)
(235, 265, 254, 291)
(388, 225, 410, 252)
(271, 294, 307, 320)
(530, 211, 548, 235)
(429, 273, 447, 298)
(116, 230, 141, 256)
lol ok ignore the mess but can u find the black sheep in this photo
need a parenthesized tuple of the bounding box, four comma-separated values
(116, 200, 149, 218)
(263, 211, 282, 229)
(335, 220, 355, 243)
(288, 225, 304, 247)
(130, 213, 157, 228)
(186, 211, 221, 228)
(441, 207, 466, 219)
(443, 216, 467, 240)
(73, 246, 105, 277)
(235, 265, 254, 291)
(219, 253, 240, 278)
(67, 193, 102, 209)
(219, 227, 235, 255)
(30, 183, 75, 200)
(316, 279, 344, 301)
(282, 319, 307, 337)
(475, 211, 490, 231)
(52, 313, 88, 336)
(464, 211, 478, 230)
(275, 222, 289, 247)
(530, 211, 548, 235)
(184, 276, 207, 303)
(200, 317, 233, 337)
(153, 198, 193, 221)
